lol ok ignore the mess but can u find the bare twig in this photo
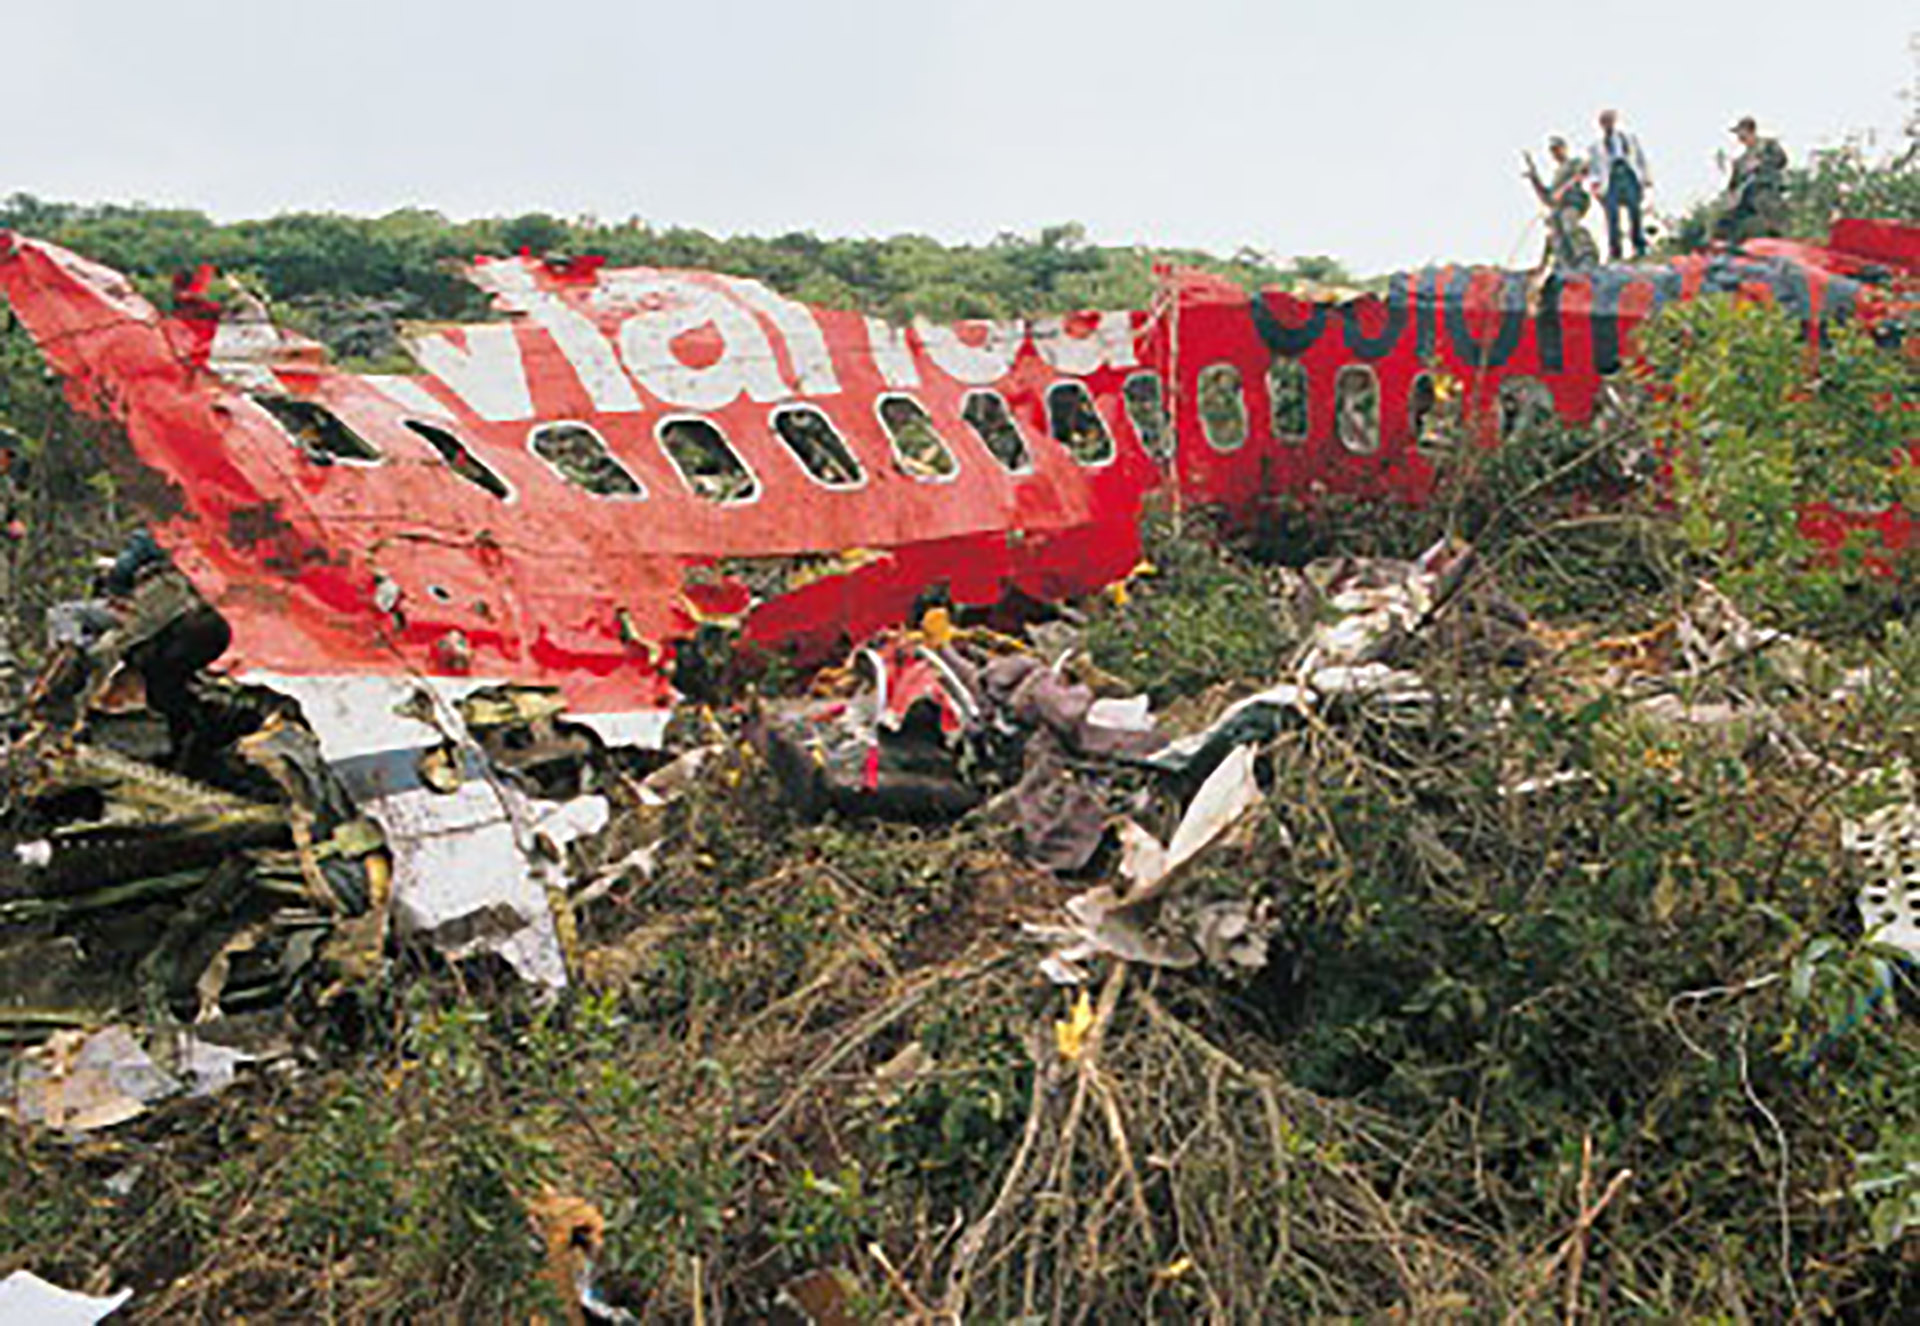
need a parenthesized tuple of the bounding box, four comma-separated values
(870, 1241, 935, 1320)
(1563, 1134, 1594, 1323)
(1736, 1024, 1800, 1317)
(1664, 971, 1782, 1061)
(942, 1029, 1052, 1318)
(1510, 1161, 1633, 1324)
(726, 954, 1008, 1171)
(1093, 1072, 1155, 1256)
(1044, 962, 1129, 1324)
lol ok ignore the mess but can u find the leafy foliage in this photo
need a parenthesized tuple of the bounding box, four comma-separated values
(0, 328, 145, 671)
(0, 196, 1358, 366)
(1085, 507, 1297, 705)
(1, 142, 1916, 1318)
(1638, 295, 1916, 628)
(1662, 47, 1917, 252)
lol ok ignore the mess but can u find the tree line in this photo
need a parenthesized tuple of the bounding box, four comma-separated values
(0, 199, 1364, 367)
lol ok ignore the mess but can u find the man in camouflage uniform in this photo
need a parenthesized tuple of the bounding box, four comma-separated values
(1715, 116, 1789, 245)
(1535, 136, 1600, 270)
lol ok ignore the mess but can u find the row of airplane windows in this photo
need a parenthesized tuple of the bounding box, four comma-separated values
(258, 379, 1172, 507)
(1198, 361, 1560, 456)
(257, 364, 1560, 505)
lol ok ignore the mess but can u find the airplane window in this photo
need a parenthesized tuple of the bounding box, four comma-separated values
(658, 417, 760, 504)
(1198, 363, 1247, 452)
(257, 396, 381, 463)
(1123, 371, 1171, 462)
(960, 391, 1032, 473)
(877, 395, 957, 481)
(1267, 358, 1309, 443)
(1046, 383, 1114, 467)
(1498, 376, 1555, 441)
(529, 422, 644, 497)
(1334, 366, 1380, 455)
(772, 405, 864, 487)
(1410, 373, 1449, 452)
(405, 420, 511, 499)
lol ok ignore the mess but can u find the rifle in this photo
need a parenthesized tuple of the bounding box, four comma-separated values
(1524, 152, 1595, 270)
(1523, 151, 1554, 207)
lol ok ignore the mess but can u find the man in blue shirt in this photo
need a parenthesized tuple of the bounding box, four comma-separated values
(1587, 109, 1654, 263)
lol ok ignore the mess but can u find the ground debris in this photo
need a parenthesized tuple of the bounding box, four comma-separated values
(0, 549, 643, 1056)
(1, 1022, 260, 1133)
(3, 500, 1916, 1323)
(750, 614, 1158, 855)
(2, 566, 381, 1044)
(0, 1269, 130, 1324)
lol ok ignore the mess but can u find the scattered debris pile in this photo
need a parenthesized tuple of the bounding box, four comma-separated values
(753, 609, 1157, 853)
(3, 517, 1916, 1320)
(0, 545, 668, 1055)
(748, 538, 1554, 989)
(0, 559, 386, 1048)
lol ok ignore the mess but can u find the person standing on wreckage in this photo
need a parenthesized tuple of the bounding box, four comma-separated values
(1714, 115, 1790, 246)
(1586, 108, 1654, 262)
(1527, 136, 1600, 271)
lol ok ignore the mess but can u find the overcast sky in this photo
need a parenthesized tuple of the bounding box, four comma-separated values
(8, 1, 1913, 274)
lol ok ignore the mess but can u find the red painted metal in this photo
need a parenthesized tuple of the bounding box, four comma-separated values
(0, 221, 1910, 722)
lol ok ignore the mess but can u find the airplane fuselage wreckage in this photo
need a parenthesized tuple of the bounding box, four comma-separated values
(0, 220, 1913, 987)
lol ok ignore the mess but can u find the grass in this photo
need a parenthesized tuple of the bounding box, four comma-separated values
(4, 311, 1918, 1317)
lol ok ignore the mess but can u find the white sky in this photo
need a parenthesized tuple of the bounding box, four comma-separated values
(7, 1, 1913, 274)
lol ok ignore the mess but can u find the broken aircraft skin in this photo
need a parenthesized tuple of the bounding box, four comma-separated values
(0, 225, 1911, 997)
(0, 220, 1911, 736)
(1177, 219, 1915, 527)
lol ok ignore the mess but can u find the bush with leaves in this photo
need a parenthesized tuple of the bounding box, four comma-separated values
(0, 327, 146, 675)
(1084, 505, 1298, 705)
(0, 193, 1360, 363)
(1636, 293, 1916, 631)
(1661, 46, 1916, 254)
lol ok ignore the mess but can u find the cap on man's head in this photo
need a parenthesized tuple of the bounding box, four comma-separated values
(1548, 135, 1567, 149)
(1731, 115, 1757, 133)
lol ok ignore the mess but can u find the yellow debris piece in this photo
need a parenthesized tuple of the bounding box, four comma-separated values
(527, 1190, 607, 1326)
(1055, 989, 1096, 1061)
(920, 605, 956, 648)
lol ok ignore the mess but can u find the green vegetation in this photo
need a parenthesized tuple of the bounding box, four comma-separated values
(0, 198, 1362, 366)
(1640, 296, 1918, 630)
(2, 340, 1916, 1320)
(1, 178, 1916, 1320)
(1085, 507, 1297, 706)
(1662, 49, 1918, 252)
(0, 324, 147, 666)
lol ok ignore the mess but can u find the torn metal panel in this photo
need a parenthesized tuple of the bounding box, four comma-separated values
(1165, 226, 1914, 535)
(0, 238, 1157, 724)
(0, 574, 611, 1030)
(752, 615, 1161, 843)
(1842, 799, 1920, 962)
(1, 1024, 176, 1131)
(1139, 743, 1267, 907)
(0, 1023, 253, 1133)
(248, 672, 604, 989)
(0, 577, 387, 1027)
(377, 778, 604, 990)
(0, 220, 1908, 740)
(1032, 744, 1271, 983)
(0, 1270, 132, 1325)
